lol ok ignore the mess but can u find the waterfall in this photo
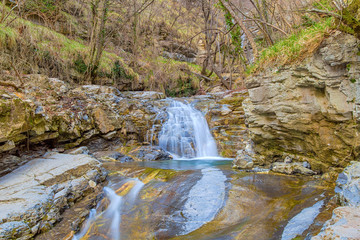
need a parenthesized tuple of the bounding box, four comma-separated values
(73, 179, 144, 240)
(158, 100, 218, 159)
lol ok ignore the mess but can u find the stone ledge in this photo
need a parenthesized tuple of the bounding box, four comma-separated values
(0, 153, 107, 240)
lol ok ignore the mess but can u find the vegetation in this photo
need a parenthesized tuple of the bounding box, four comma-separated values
(0, 0, 358, 95)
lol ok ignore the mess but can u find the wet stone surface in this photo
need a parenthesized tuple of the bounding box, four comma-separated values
(43, 160, 336, 240)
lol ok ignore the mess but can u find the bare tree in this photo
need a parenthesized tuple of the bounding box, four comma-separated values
(219, 0, 259, 61)
(85, 0, 110, 84)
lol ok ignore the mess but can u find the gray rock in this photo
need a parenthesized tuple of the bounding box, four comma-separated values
(284, 156, 292, 163)
(0, 153, 105, 239)
(335, 161, 360, 207)
(312, 162, 360, 239)
(233, 149, 254, 169)
(271, 162, 316, 175)
(68, 146, 90, 155)
(312, 206, 360, 240)
(233, 142, 255, 169)
(128, 146, 172, 161)
(93, 151, 135, 163)
(243, 32, 360, 173)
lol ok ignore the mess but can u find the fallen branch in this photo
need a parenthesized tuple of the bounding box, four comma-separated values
(0, 80, 21, 91)
(212, 68, 231, 90)
(180, 67, 214, 82)
(305, 8, 342, 18)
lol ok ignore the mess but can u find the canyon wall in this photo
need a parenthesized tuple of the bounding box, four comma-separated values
(244, 32, 360, 174)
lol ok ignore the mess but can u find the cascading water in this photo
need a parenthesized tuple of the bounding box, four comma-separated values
(73, 179, 144, 240)
(158, 100, 218, 159)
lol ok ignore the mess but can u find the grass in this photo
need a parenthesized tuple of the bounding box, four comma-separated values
(247, 17, 334, 74)
(0, 3, 137, 83)
(0, 24, 17, 49)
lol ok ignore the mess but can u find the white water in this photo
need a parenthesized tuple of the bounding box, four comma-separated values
(73, 179, 144, 240)
(159, 100, 218, 159)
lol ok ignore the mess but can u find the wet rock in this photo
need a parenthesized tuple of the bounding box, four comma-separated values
(192, 90, 249, 158)
(0, 155, 25, 177)
(0, 153, 106, 239)
(312, 206, 360, 240)
(271, 162, 316, 175)
(127, 146, 172, 161)
(93, 150, 134, 163)
(312, 162, 360, 239)
(335, 161, 360, 207)
(233, 143, 255, 169)
(68, 146, 89, 155)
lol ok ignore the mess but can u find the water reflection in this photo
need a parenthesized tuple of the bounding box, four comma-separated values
(134, 159, 233, 171)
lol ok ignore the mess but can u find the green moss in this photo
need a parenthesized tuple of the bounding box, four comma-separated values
(350, 78, 357, 83)
(337, 0, 360, 39)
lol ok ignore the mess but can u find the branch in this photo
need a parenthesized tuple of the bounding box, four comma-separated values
(0, 80, 21, 91)
(305, 8, 341, 18)
(242, 18, 288, 36)
(10, 59, 24, 87)
(180, 67, 213, 82)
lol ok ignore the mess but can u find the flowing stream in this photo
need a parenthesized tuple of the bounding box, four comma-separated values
(69, 100, 335, 240)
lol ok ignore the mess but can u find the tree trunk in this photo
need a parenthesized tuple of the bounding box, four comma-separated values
(219, 0, 259, 61)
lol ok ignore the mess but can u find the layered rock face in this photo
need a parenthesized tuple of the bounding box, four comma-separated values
(191, 91, 249, 158)
(244, 32, 360, 173)
(0, 75, 169, 176)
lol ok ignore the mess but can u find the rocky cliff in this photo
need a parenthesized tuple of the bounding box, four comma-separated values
(243, 31, 360, 175)
(0, 75, 169, 176)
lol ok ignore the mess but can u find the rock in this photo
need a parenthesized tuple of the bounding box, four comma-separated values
(311, 206, 360, 240)
(271, 162, 316, 175)
(93, 151, 134, 163)
(122, 91, 166, 100)
(312, 161, 360, 239)
(220, 105, 232, 116)
(68, 146, 89, 155)
(233, 149, 254, 169)
(192, 90, 249, 158)
(335, 161, 360, 207)
(127, 146, 172, 161)
(0, 155, 25, 177)
(284, 156, 292, 164)
(102, 131, 117, 140)
(243, 32, 360, 172)
(0, 153, 106, 239)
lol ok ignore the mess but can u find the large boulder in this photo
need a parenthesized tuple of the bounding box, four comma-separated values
(0, 153, 107, 239)
(126, 146, 172, 161)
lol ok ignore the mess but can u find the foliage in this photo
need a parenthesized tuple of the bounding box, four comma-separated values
(337, 0, 360, 39)
(74, 55, 87, 74)
(247, 17, 333, 74)
(0, 4, 137, 84)
(218, 2, 243, 55)
(111, 60, 134, 80)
